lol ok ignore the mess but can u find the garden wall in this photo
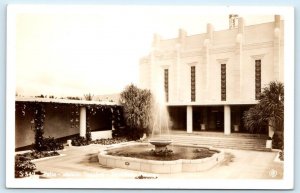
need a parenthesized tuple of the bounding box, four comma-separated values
(43, 103, 77, 139)
(15, 104, 35, 149)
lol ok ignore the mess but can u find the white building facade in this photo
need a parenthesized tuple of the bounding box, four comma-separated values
(139, 15, 284, 135)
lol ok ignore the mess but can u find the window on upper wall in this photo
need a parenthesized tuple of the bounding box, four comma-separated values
(191, 66, 196, 102)
(255, 60, 261, 100)
(221, 64, 226, 101)
(164, 69, 169, 102)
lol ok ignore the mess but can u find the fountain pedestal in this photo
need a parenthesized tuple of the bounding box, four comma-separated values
(149, 139, 172, 152)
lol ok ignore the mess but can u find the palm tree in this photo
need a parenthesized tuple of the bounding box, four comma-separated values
(243, 81, 284, 134)
(243, 104, 268, 133)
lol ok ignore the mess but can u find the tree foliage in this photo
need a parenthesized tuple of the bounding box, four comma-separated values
(84, 93, 94, 101)
(243, 81, 284, 134)
(119, 84, 152, 138)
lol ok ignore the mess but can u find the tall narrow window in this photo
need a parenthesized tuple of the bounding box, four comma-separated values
(221, 64, 226, 101)
(255, 60, 261, 100)
(164, 69, 169, 102)
(191, 66, 196, 102)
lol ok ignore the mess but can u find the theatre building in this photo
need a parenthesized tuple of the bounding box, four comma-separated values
(139, 15, 284, 135)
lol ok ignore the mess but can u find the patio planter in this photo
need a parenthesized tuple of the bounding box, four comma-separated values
(67, 140, 72, 146)
(200, 124, 206, 131)
(266, 139, 272, 149)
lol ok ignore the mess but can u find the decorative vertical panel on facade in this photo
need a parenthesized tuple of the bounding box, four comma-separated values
(221, 64, 226, 101)
(164, 69, 169, 102)
(191, 66, 196, 102)
(255, 60, 262, 100)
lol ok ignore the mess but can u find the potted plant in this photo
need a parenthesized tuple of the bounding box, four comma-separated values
(266, 136, 272, 149)
(233, 124, 239, 132)
(200, 124, 206, 131)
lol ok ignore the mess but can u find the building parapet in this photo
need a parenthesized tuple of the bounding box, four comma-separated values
(15, 97, 119, 106)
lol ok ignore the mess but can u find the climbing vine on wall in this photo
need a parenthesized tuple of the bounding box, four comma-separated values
(111, 106, 128, 138)
(70, 105, 80, 131)
(32, 103, 46, 151)
(86, 107, 92, 142)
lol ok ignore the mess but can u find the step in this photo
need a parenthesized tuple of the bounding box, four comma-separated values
(150, 134, 269, 151)
(169, 140, 266, 145)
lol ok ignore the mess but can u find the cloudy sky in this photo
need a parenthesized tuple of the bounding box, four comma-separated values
(14, 6, 274, 97)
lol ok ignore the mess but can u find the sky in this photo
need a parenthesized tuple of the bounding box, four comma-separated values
(14, 6, 275, 97)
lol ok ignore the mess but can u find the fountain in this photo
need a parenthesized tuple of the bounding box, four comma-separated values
(149, 90, 172, 152)
(98, 71, 224, 173)
(148, 76, 173, 153)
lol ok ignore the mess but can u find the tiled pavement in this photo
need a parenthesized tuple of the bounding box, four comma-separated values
(33, 143, 283, 180)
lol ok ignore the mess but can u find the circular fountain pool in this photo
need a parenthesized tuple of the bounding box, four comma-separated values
(98, 142, 224, 174)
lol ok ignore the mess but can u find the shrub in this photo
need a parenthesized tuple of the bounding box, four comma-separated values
(150, 149, 174, 157)
(92, 137, 128, 145)
(41, 137, 64, 151)
(279, 150, 284, 161)
(21, 151, 60, 160)
(33, 137, 64, 152)
(119, 84, 152, 140)
(71, 136, 89, 146)
(192, 148, 218, 159)
(18, 151, 58, 161)
(15, 155, 36, 178)
(272, 131, 284, 149)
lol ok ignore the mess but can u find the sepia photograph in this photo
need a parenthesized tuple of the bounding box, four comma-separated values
(6, 5, 294, 189)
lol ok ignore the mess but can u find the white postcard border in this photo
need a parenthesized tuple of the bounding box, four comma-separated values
(6, 5, 294, 189)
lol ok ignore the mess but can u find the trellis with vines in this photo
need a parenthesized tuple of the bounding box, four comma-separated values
(16, 101, 123, 145)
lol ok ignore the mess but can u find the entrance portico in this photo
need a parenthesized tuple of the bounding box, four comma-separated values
(168, 105, 257, 135)
(186, 105, 231, 135)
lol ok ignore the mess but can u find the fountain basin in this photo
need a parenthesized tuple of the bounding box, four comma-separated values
(98, 142, 225, 174)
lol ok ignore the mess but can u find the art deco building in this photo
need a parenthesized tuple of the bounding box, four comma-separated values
(139, 15, 284, 135)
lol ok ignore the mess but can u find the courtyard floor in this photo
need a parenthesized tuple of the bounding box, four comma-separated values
(33, 143, 283, 180)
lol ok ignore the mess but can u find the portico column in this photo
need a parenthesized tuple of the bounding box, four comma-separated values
(79, 106, 87, 137)
(187, 106, 193, 133)
(224, 105, 231, 135)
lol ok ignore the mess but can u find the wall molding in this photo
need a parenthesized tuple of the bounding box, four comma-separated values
(250, 54, 266, 60)
(217, 58, 229, 64)
(243, 41, 273, 50)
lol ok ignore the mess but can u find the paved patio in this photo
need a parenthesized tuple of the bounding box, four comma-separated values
(33, 143, 283, 180)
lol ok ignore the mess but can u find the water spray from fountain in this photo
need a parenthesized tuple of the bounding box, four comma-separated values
(149, 68, 172, 152)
